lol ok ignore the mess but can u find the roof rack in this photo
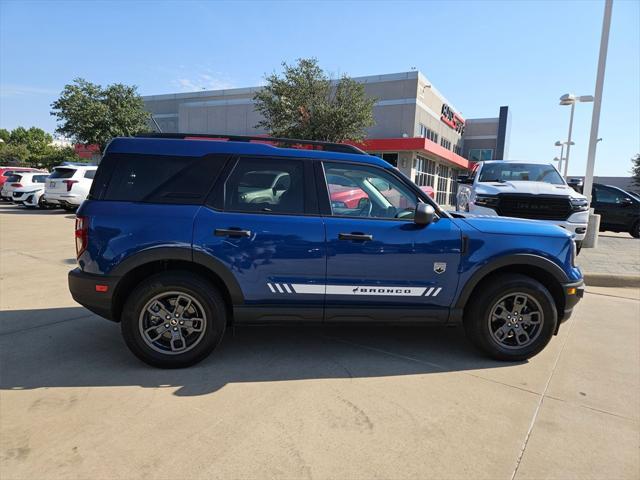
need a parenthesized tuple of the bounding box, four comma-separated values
(134, 133, 367, 155)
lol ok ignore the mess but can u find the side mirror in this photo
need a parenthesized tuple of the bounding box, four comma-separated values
(457, 175, 472, 185)
(621, 198, 634, 207)
(414, 203, 435, 226)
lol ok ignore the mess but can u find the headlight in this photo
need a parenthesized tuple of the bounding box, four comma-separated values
(570, 197, 589, 211)
(474, 194, 499, 208)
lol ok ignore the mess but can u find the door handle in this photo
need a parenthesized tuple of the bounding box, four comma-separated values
(338, 232, 373, 242)
(214, 228, 251, 238)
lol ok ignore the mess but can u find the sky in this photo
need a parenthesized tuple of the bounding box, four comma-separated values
(0, 0, 638, 177)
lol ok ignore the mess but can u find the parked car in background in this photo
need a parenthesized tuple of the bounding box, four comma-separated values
(43, 165, 97, 210)
(456, 161, 589, 251)
(0, 166, 41, 196)
(2, 171, 49, 204)
(592, 184, 640, 238)
(12, 174, 50, 208)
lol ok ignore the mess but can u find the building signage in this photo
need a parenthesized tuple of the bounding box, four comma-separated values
(441, 104, 465, 134)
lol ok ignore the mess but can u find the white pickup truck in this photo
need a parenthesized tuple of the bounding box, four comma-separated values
(456, 161, 589, 251)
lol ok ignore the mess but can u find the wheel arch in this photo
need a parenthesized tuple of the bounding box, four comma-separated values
(110, 248, 243, 322)
(452, 254, 568, 323)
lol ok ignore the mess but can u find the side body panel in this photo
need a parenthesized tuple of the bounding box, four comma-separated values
(78, 200, 198, 275)
(193, 207, 326, 323)
(323, 216, 462, 322)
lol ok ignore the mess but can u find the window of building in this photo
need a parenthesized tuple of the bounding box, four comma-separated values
(323, 163, 418, 220)
(414, 155, 437, 189)
(418, 124, 439, 143)
(440, 137, 452, 151)
(468, 149, 493, 162)
(453, 143, 463, 156)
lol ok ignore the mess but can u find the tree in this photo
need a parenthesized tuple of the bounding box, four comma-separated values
(8, 126, 52, 157)
(254, 58, 376, 142)
(631, 153, 640, 188)
(0, 126, 82, 168)
(51, 78, 150, 151)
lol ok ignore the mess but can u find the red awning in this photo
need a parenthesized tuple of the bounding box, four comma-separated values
(348, 137, 469, 169)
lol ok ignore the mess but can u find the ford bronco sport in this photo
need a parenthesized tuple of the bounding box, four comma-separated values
(68, 134, 584, 368)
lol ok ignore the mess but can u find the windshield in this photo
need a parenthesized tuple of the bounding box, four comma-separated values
(478, 163, 565, 185)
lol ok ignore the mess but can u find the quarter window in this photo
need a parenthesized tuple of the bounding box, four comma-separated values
(101, 154, 225, 203)
(323, 162, 418, 220)
(224, 158, 305, 214)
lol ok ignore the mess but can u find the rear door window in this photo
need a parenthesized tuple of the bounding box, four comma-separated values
(100, 154, 227, 204)
(49, 168, 77, 179)
(224, 158, 306, 214)
(33, 175, 49, 183)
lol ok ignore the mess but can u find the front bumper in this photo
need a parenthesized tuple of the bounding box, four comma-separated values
(559, 279, 585, 325)
(68, 268, 120, 321)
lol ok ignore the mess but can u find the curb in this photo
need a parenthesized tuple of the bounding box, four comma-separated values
(584, 273, 640, 288)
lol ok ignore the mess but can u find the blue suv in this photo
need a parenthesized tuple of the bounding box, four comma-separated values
(68, 134, 584, 368)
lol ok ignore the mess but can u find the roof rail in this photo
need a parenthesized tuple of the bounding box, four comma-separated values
(134, 133, 367, 155)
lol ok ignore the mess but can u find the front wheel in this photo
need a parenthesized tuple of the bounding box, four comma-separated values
(630, 221, 640, 239)
(463, 274, 558, 361)
(121, 271, 227, 368)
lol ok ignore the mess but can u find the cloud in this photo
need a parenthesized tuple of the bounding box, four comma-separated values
(0, 84, 57, 98)
(171, 73, 235, 92)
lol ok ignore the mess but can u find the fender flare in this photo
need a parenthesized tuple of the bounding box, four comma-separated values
(453, 253, 569, 311)
(110, 246, 244, 305)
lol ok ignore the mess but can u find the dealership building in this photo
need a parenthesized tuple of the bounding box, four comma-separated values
(143, 71, 510, 206)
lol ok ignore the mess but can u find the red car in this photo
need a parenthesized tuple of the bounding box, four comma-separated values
(329, 183, 435, 208)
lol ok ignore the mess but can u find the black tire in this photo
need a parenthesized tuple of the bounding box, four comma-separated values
(121, 271, 227, 368)
(463, 273, 558, 361)
(630, 221, 640, 239)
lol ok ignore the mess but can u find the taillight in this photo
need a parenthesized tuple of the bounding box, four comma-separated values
(11, 183, 22, 187)
(75, 216, 88, 258)
(63, 180, 78, 191)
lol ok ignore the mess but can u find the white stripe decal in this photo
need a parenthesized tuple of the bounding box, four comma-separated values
(271, 283, 442, 297)
(326, 285, 427, 296)
(290, 284, 325, 294)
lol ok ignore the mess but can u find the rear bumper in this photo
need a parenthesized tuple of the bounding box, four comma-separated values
(559, 279, 585, 324)
(68, 268, 119, 321)
(45, 193, 82, 206)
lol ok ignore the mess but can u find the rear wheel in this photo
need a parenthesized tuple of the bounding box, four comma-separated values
(630, 221, 640, 239)
(463, 274, 558, 361)
(121, 271, 226, 368)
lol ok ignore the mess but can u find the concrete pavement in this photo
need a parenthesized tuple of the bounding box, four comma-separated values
(1, 203, 639, 479)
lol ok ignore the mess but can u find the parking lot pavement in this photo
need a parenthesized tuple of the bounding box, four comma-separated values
(1, 203, 639, 480)
(577, 231, 640, 276)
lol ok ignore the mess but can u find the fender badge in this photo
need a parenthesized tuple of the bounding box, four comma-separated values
(434, 262, 447, 274)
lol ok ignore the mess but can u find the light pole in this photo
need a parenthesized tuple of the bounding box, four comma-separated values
(559, 94, 594, 178)
(583, 0, 613, 249)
